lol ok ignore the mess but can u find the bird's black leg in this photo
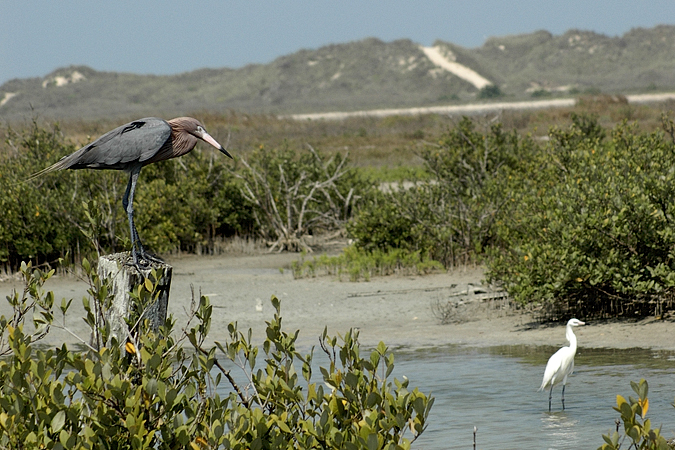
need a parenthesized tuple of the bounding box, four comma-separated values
(123, 167, 164, 268)
(548, 387, 553, 412)
(561, 385, 566, 411)
(124, 168, 146, 267)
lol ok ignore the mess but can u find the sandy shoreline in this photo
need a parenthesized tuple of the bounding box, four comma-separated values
(1, 253, 674, 352)
(284, 93, 675, 121)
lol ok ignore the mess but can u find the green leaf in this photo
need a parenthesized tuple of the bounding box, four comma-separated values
(367, 433, 379, 450)
(271, 295, 281, 314)
(51, 410, 66, 433)
(145, 378, 158, 396)
(277, 419, 292, 434)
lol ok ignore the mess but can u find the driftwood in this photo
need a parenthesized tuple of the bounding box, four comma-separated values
(94, 252, 172, 346)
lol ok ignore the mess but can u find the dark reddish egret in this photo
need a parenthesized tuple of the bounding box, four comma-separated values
(29, 117, 233, 267)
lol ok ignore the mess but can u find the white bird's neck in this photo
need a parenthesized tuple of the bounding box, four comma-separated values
(566, 325, 578, 351)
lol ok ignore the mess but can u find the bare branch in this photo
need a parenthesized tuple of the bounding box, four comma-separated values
(234, 145, 355, 251)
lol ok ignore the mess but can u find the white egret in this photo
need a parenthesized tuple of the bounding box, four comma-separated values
(539, 318, 585, 411)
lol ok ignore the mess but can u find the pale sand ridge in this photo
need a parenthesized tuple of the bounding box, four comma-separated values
(420, 45, 492, 89)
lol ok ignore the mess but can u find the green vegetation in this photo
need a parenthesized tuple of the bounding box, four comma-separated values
(291, 247, 443, 281)
(0, 262, 433, 449)
(487, 114, 675, 318)
(4, 99, 675, 318)
(477, 84, 504, 99)
(340, 116, 535, 270)
(298, 109, 675, 319)
(599, 379, 670, 450)
(530, 89, 552, 98)
(6, 104, 675, 443)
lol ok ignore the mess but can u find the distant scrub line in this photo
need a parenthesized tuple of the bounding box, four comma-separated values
(5, 111, 675, 318)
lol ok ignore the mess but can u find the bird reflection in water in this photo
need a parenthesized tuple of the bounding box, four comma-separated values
(541, 412, 581, 450)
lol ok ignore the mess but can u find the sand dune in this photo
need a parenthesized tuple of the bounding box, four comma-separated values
(420, 45, 492, 89)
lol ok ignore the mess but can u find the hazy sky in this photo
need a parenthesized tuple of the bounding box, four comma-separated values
(2, 0, 673, 85)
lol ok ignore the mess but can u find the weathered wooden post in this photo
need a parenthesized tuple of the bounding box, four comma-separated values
(95, 252, 172, 346)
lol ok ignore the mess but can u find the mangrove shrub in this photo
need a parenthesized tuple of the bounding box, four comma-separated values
(348, 116, 537, 267)
(487, 114, 675, 317)
(0, 262, 433, 449)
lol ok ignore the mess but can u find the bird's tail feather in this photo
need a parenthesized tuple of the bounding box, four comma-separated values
(26, 150, 83, 181)
(26, 163, 61, 181)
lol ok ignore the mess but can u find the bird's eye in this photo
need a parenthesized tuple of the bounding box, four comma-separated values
(197, 126, 204, 134)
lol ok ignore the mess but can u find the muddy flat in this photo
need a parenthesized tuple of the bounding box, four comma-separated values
(1, 252, 674, 351)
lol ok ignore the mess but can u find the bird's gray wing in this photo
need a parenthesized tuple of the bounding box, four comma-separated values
(30, 118, 172, 176)
(72, 117, 172, 169)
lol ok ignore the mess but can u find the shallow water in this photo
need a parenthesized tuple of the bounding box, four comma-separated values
(394, 345, 675, 450)
(218, 344, 675, 450)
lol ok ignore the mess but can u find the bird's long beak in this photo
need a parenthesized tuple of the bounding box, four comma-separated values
(201, 131, 233, 159)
